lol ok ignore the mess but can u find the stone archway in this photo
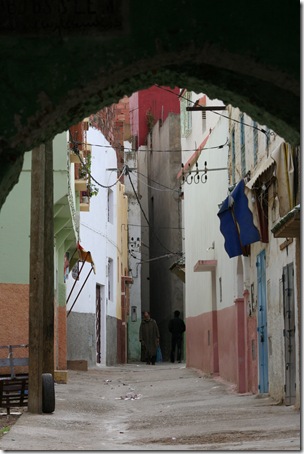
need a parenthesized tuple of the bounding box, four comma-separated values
(0, 0, 299, 208)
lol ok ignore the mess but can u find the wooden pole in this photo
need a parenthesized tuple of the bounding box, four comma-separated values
(28, 145, 45, 413)
(43, 140, 54, 376)
(28, 141, 55, 412)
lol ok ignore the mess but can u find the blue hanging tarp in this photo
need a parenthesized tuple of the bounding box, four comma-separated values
(217, 179, 260, 258)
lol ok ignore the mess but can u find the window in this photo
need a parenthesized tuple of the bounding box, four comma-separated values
(202, 110, 206, 134)
(240, 114, 246, 176)
(265, 127, 270, 154)
(231, 129, 236, 184)
(253, 121, 258, 166)
(255, 187, 269, 243)
(186, 91, 192, 133)
(107, 188, 113, 223)
(107, 258, 113, 301)
(180, 90, 192, 137)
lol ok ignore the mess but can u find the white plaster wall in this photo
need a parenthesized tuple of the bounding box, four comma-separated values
(182, 94, 236, 318)
(66, 128, 118, 365)
(181, 93, 225, 167)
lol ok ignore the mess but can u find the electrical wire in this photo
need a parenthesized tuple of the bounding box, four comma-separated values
(154, 84, 275, 138)
(128, 223, 183, 231)
(131, 170, 179, 194)
(70, 140, 227, 154)
(126, 167, 182, 258)
(69, 131, 125, 189)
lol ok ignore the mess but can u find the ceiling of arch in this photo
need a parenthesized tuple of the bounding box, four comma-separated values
(0, 0, 300, 208)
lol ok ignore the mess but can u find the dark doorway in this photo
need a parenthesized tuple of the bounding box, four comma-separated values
(283, 263, 296, 405)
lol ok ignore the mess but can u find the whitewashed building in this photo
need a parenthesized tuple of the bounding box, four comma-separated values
(66, 127, 128, 366)
(227, 106, 300, 405)
(180, 91, 300, 406)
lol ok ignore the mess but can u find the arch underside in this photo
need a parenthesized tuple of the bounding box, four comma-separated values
(0, 0, 299, 208)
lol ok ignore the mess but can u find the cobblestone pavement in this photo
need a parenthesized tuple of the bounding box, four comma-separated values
(0, 362, 301, 451)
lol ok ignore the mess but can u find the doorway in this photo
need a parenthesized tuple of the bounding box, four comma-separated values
(96, 284, 101, 364)
(256, 250, 268, 393)
(283, 263, 296, 405)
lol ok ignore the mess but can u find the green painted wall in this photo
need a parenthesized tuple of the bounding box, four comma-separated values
(0, 132, 76, 288)
(127, 318, 141, 362)
(53, 132, 70, 204)
(0, 151, 32, 283)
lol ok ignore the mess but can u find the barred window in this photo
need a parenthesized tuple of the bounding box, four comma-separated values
(181, 90, 192, 137)
(240, 114, 246, 176)
(253, 121, 258, 166)
(202, 110, 206, 134)
(231, 128, 236, 184)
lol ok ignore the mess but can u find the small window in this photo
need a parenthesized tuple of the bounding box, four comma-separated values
(180, 90, 192, 137)
(186, 91, 192, 133)
(107, 188, 113, 223)
(202, 110, 206, 133)
(231, 129, 236, 184)
(107, 258, 113, 301)
(253, 121, 258, 166)
(265, 127, 270, 154)
(240, 114, 246, 176)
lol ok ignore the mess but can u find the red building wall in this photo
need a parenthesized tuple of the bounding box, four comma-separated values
(129, 86, 180, 148)
(89, 96, 130, 167)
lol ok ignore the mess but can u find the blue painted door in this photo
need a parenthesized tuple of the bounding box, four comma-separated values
(256, 250, 268, 393)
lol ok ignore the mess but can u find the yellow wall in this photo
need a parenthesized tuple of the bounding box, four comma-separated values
(116, 182, 128, 320)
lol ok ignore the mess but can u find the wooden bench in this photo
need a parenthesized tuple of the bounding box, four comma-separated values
(0, 344, 55, 415)
(0, 344, 29, 415)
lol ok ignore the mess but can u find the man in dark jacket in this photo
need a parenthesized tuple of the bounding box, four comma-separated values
(168, 310, 186, 363)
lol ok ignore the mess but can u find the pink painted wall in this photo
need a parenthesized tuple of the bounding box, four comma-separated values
(186, 302, 258, 393)
(129, 86, 180, 148)
(217, 305, 238, 384)
(186, 312, 214, 374)
(247, 315, 258, 393)
(235, 298, 246, 393)
(186, 305, 238, 384)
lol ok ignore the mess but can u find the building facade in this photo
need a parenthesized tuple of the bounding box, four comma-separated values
(66, 126, 130, 366)
(180, 91, 300, 406)
(0, 131, 80, 377)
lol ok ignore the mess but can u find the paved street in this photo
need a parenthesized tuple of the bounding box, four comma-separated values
(0, 362, 300, 451)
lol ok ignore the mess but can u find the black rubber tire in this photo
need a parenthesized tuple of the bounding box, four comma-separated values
(42, 373, 55, 413)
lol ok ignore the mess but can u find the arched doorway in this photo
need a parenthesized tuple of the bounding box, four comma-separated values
(0, 1, 299, 412)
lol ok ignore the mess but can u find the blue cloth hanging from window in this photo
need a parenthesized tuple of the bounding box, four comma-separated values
(217, 179, 260, 258)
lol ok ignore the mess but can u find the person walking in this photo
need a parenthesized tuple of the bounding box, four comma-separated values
(139, 311, 160, 365)
(168, 310, 186, 363)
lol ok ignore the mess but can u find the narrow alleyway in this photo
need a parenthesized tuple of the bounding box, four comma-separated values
(0, 363, 300, 451)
